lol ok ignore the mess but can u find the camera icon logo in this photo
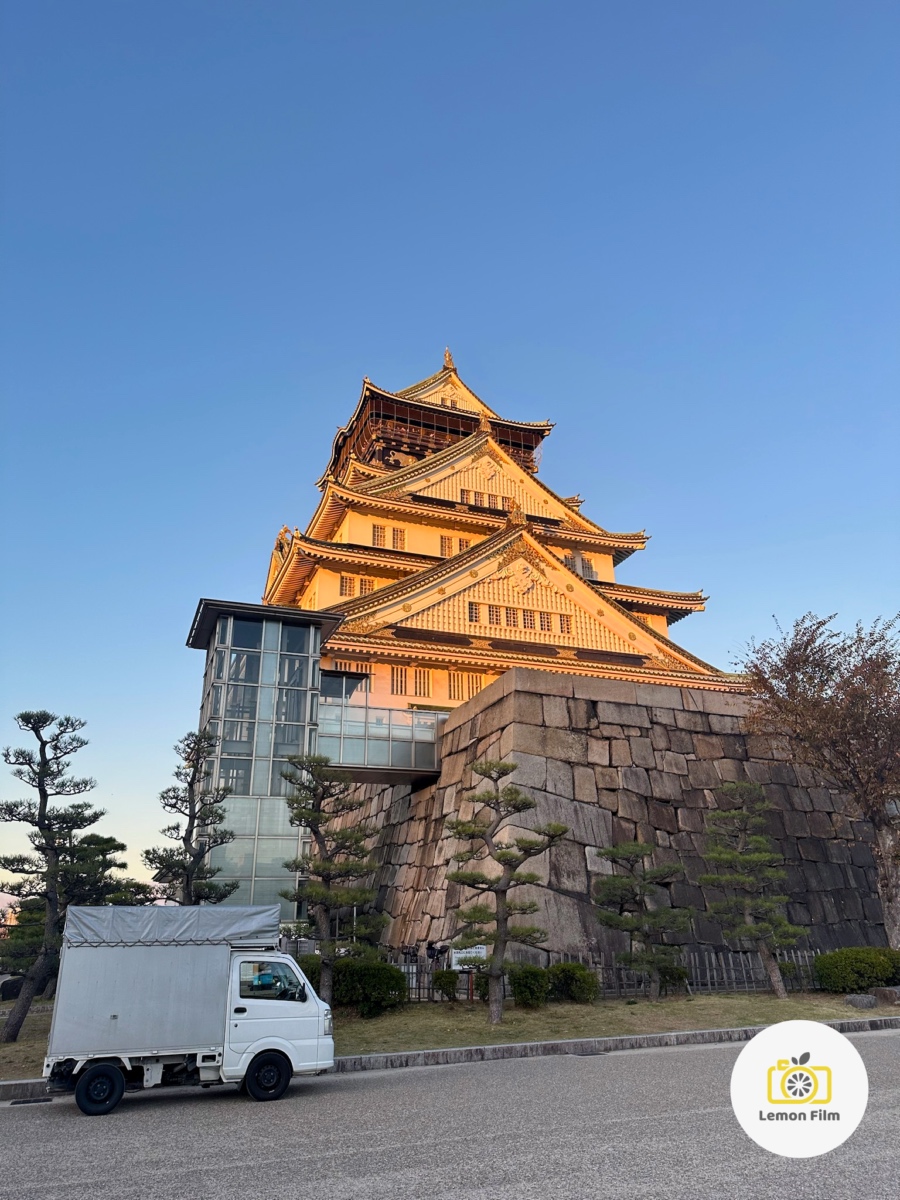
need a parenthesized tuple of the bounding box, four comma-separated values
(766, 1052, 832, 1105)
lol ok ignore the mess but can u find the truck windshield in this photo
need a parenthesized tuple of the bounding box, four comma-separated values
(239, 960, 305, 1002)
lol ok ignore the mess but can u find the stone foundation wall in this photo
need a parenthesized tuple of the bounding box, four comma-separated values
(356, 668, 885, 957)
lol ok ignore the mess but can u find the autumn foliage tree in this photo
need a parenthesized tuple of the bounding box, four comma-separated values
(446, 761, 567, 1025)
(742, 614, 900, 946)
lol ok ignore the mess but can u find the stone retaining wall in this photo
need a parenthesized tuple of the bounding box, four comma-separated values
(357, 668, 884, 957)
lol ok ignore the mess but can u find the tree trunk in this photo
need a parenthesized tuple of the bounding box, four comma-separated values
(648, 969, 661, 1003)
(313, 903, 333, 1004)
(1, 952, 54, 1043)
(758, 940, 787, 1000)
(41, 976, 57, 1001)
(488, 970, 504, 1025)
(871, 823, 900, 949)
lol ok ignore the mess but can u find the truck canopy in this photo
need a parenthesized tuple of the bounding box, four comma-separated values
(64, 904, 281, 948)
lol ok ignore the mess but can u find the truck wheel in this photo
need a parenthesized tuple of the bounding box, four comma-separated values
(74, 1063, 126, 1116)
(243, 1052, 292, 1102)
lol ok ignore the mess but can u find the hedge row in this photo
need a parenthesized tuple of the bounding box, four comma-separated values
(296, 954, 406, 1018)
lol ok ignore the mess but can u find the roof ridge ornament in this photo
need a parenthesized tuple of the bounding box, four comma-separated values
(443, 346, 455, 371)
(505, 500, 528, 528)
(478, 412, 492, 433)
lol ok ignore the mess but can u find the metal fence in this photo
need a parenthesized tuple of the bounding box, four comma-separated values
(284, 940, 822, 1002)
(378, 948, 821, 1002)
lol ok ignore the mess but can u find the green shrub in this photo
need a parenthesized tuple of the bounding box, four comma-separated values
(546, 961, 599, 1005)
(294, 954, 406, 1017)
(333, 959, 407, 1017)
(508, 963, 550, 1008)
(473, 971, 489, 1002)
(296, 954, 321, 993)
(815, 947, 900, 993)
(433, 969, 459, 1002)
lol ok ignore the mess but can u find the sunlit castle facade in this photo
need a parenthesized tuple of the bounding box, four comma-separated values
(262, 351, 739, 709)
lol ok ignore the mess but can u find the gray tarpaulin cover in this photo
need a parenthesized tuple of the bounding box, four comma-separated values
(64, 904, 281, 947)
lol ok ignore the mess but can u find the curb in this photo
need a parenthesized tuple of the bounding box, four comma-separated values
(4, 1015, 900, 1100)
(330, 1014, 900, 1073)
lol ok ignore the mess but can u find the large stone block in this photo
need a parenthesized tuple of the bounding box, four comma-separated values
(594, 701, 651, 728)
(571, 676, 637, 704)
(567, 698, 595, 729)
(573, 765, 597, 804)
(630, 737, 656, 769)
(587, 737, 611, 766)
(542, 694, 570, 728)
(618, 791, 648, 824)
(546, 757, 574, 799)
(593, 766, 619, 790)
(674, 710, 709, 732)
(621, 766, 652, 795)
(647, 799, 677, 833)
(610, 739, 632, 767)
(649, 771, 684, 802)
(635, 683, 685, 709)
(505, 751, 547, 790)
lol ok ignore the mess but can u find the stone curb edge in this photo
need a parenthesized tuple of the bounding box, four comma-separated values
(329, 1014, 900, 1073)
(5, 1015, 899, 1101)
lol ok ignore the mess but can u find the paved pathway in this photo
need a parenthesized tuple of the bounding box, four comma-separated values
(3, 1031, 899, 1199)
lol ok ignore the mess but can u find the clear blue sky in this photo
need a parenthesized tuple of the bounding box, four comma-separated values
(2, 2, 898, 881)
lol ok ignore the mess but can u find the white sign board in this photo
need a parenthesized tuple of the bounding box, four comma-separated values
(450, 945, 487, 970)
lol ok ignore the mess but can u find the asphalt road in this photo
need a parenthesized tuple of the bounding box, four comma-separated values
(3, 1031, 899, 1200)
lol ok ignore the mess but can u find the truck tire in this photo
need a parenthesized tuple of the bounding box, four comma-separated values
(243, 1051, 292, 1102)
(74, 1063, 126, 1116)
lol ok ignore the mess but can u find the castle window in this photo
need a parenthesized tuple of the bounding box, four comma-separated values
(359, 578, 375, 595)
(460, 489, 471, 504)
(564, 554, 577, 572)
(468, 602, 481, 623)
(449, 672, 483, 701)
(440, 535, 454, 557)
(539, 612, 552, 632)
(500, 496, 513, 511)
(391, 666, 408, 695)
(458, 538, 471, 552)
(488, 605, 501, 626)
(414, 668, 432, 698)
(581, 557, 597, 580)
(473, 491, 485, 507)
(372, 524, 386, 548)
(522, 610, 536, 630)
(559, 613, 572, 634)
(392, 528, 406, 551)
(488, 494, 499, 509)
(339, 575, 356, 597)
(505, 607, 518, 627)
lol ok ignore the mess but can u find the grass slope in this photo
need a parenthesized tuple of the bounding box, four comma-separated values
(0, 994, 863, 1081)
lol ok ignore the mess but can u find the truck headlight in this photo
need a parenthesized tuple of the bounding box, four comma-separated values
(323, 1008, 333, 1036)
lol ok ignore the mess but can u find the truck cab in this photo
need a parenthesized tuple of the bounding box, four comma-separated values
(43, 905, 334, 1115)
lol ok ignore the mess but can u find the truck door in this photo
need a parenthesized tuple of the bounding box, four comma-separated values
(227, 957, 319, 1070)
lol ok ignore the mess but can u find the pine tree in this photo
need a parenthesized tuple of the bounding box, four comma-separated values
(0, 712, 105, 1041)
(593, 842, 693, 1001)
(697, 781, 804, 999)
(142, 730, 238, 905)
(280, 755, 379, 1005)
(446, 760, 567, 1025)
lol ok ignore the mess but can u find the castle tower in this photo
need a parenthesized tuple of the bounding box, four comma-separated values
(263, 356, 740, 710)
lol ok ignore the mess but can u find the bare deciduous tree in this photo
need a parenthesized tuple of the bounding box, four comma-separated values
(743, 613, 900, 946)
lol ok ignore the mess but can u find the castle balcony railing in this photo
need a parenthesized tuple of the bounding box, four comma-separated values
(316, 670, 447, 784)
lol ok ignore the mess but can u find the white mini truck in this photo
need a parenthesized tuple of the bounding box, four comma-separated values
(44, 905, 333, 1115)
